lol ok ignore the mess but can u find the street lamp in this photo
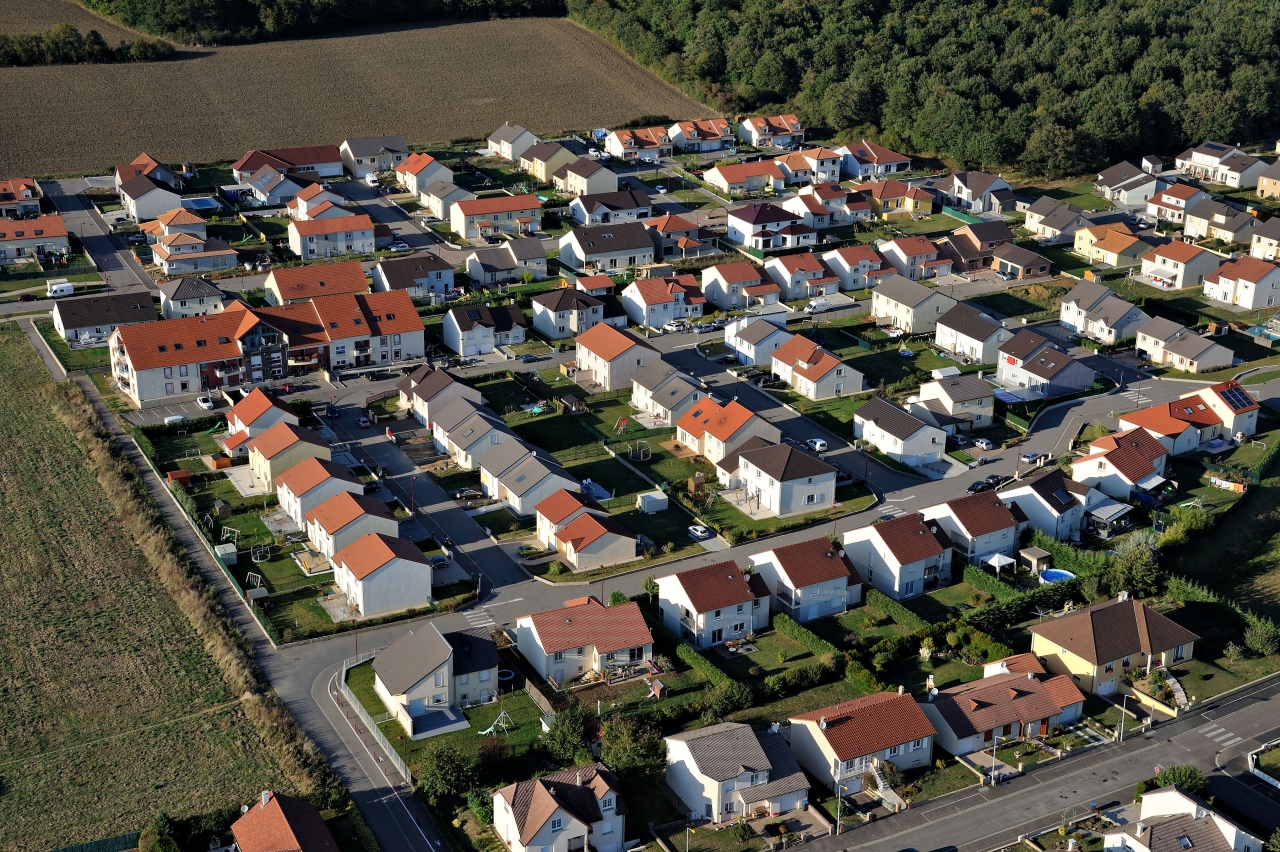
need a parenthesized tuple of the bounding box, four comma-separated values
(1118, 693, 1128, 742)
(833, 779, 849, 835)
(988, 733, 1004, 785)
(685, 824, 695, 852)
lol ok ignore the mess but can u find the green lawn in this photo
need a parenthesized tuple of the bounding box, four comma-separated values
(479, 377, 541, 416)
(561, 456, 652, 500)
(1083, 694, 1123, 732)
(509, 338, 554, 356)
(806, 607, 910, 650)
(726, 678, 868, 727)
(971, 280, 1073, 317)
(1242, 370, 1280, 385)
(621, 440, 714, 486)
(206, 221, 264, 246)
(511, 412, 598, 455)
(580, 398, 673, 441)
(345, 661, 390, 716)
(33, 319, 113, 370)
(656, 823, 760, 852)
(908, 754, 979, 802)
(1257, 746, 1280, 776)
(619, 776, 683, 838)
(901, 582, 994, 624)
(767, 391, 870, 437)
(151, 430, 223, 463)
(252, 216, 291, 240)
(880, 655, 982, 694)
(996, 741, 1053, 768)
(472, 508, 536, 539)
(1040, 181, 1113, 211)
(1157, 601, 1280, 700)
(234, 549, 316, 594)
(711, 631, 815, 681)
(839, 347, 978, 390)
(525, 503, 704, 583)
(699, 482, 875, 541)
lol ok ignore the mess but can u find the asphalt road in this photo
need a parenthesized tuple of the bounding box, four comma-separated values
(43, 177, 151, 292)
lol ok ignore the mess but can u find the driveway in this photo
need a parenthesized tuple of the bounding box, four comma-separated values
(42, 178, 152, 291)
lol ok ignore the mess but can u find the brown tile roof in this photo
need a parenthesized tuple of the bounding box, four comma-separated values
(739, 443, 836, 482)
(156, 207, 206, 227)
(743, 114, 803, 135)
(791, 692, 935, 760)
(304, 491, 395, 535)
(1000, 328, 1051, 361)
(1028, 598, 1200, 664)
(709, 161, 785, 184)
(496, 764, 625, 845)
(267, 261, 369, 301)
(290, 213, 375, 237)
(230, 388, 297, 429)
(334, 532, 431, 580)
(311, 290, 422, 337)
(944, 491, 1026, 538)
(673, 118, 732, 140)
(575, 322, 656, 361)
(987, 653, 1046, 675)
(247, 421, 327, 460)
(665, 560, 756, 612)
(871, 514, 953, 565)
(0, 214, 68, 241)
(456, 194, 541, 216)
(273, 456, 361, 494)
(232, 146, 341, 173)
(708, 260, 763, 284)
(1079, 427, 1167, 483)
(231, 791, 337, 852)
(1143, 241, 1209, 264)
(1122, 402, 1215, 436)
(555, 512, 635, 551)
(854, 396, 931, 441)
(768, 536, 862, 588)
(929, 672, 1084, 739)
(521, 596, 652, 654)
(535, 488, 605, 525)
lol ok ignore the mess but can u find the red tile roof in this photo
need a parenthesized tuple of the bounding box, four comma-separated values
(709, 162, 785, 184)
(791, 692, 935, 760)
(767, 536, 861, 588)
(521, 596, 652, 654)
(230, 388, 297, 430)
(273, 456, 361, 493)
(267, 261, 369, 302)
(304, 491, 394, 534)
(673, 118, 732, 140)
(311, 290, 422, 337)
(929, 672, 1084, 739)
(870, 514, 953, 565)
(676, 398, 758, 442)
(231, 791, 337, 852)
(290, 214, 375, 237)
(708, 261, 763, 284)
(1121, 403, 1211, 436)
(1143, 241, 1208, 263)
(0, 214, 67, 242)
(1079, 427, 1167, 483)
(575, 322, 655, 361)
(334, 532, 431, 580)
(825, 245, 885, 266)
(396, 151, 440, 175)
(232, 145, 342, 173)
(156, 208, 206, 227)
(248, 421, 328, 460)
(455, 194, 541, 216)
(664, 560, 756, 612)
(611, 127, 670, 150)
(987, 653, 1046, 675)
(555, 512, 634, 551)
(534, 488, 604, 525)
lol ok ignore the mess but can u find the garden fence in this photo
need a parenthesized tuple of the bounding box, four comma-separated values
(339, 650, 413, 782)
(49, 832, 141, 852)
(941, 205, 984, 224)
(0, 264, 95, 282)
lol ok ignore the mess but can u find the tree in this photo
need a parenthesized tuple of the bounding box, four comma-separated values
(599, 715, 666, 774)
(1244, 623, 1280, 657)
(609, 590, 629, 606)
(468, 789, 495, 825)
(1266, 828, 1280, 852)
(418, 742, 478, 803)
(543, 703, 591, 762)
(1112, 546, 1161, 598)
(643, 574, 658, 602)
(1154, 765, 1207, 798)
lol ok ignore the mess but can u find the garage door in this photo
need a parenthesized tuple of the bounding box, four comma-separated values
(1097, 678, 1116, 696)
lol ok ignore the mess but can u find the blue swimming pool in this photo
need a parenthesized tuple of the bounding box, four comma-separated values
(181, 196, 222, 212)
(1246, 325, 1280, 342)
(1040, 568, 1077, 585)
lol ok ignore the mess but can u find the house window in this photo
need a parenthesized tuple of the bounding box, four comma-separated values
(551, 819, 563, 832)
(736, 603, 744, 614)
(479, 670, 490, 682)
(1173, 644, 1186, 661)
(911, 739, 925, 750)
(723, 802, 735, 814)
(554, 651, 565, 662)
(1122, 657, 1131, 668)
(714, 609, 722, 620)
(752, 598, 760, 609)
(904, 580, 916, 595)
(433, 694, 445, 704)
(434, 671, 445, 687)
(887, 745, 900, 757)
(805, 494, 817, 505)
(179, 365, 188, 377)
(601, 822, 614, 835)
(180, 381, 189, 392)
(165, 383, 174, 395)
(163, 367, 172, 379)
(1105, 663, 1114, 674)
(602, 797, 614, 810)
(459, 673, 468, 684)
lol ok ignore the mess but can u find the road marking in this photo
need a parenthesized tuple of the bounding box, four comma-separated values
(1213, 732, 1234, 742)
(886, 495, 915, 502)
(1221, 736, 1244, 747)
(1204, 726, 1225, 737)
(484, 598, 524, 608)
(1197, 722, 1218, 731)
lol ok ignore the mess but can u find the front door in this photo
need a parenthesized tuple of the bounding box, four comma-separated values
(554, 669, 564, 685)
(711, 628, 724, 644)
(1039, 718, 1049, 736)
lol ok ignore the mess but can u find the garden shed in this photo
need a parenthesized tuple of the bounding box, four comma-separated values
(1019, 546, 1051, 573)
(636, 490, 668, 514)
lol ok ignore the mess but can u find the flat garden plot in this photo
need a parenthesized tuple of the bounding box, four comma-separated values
(901, 582, 993, 624)
(710, 631, 814, 681)
(806, 607, 910, 650)
(33, 319, 111, 370)
(0, 330, 286, 848)
(561, 456, 651, 501)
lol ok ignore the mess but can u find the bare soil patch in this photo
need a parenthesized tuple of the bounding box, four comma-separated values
(0, 0, 141, 43)
(0, 17, 711, 176)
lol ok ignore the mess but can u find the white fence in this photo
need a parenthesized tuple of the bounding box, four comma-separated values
(339, 650, 413, 783)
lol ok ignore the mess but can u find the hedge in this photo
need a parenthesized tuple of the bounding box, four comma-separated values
(962, 565, 1020, 602)
(137, 413, 226, 437)
(773, 613, 839, 659)
(962, 578, 1081, 634)
(866, 588, 929, 632)
(675, 642, 732, 688)
(1166, 575, 1278, 632)
(1028, 530, 1112, 577)
(762, 660, 839, 699)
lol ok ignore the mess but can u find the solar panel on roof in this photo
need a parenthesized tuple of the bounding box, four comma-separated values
(1052, 488, 1070, 504)
(1219, 386, 1253, 411)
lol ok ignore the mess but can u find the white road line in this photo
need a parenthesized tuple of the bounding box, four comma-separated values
(1221, 736, 1244, 748)
(1204, 726, 1225, 737)
(1213, 732, 1234, 742)
(484, 597, 525, 608)
(1197, 722, 1219, 731)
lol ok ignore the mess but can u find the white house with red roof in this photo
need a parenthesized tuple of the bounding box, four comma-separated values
(394, 152, 452, 195)
(799, 183, 873, 224)
(1120, 382, 1258, 453)
(644, 213, 714, 259)
(605, 127, 673, 161)
(265, 261, 369, 305)
(305, 491, 397, 560)
(554, 512, 636, 571)
(821, 245, 891, 291)
(676, 398, 782, 465)
(535, 489, 608, 550)
(1070, 428, 1170, 501)
(1138, 242, 1222, 289)
(113, 153, 177, 192)
(450, 194, 542, 240)
(703, 161, 786, 195)
(574, 323, 659, 391)
(0, 177, 41, 218)
(514, 596, 653, 684)
(0, 214, 69, 265)
(748, 536, 863, 622)
(332, 532, 434, 616)
(286, 184, 347, 220)
(770, 334, 861, 400)
(275, 457, 364, 527)
(222, 387, 299, 455)
(701, 261, 778, 310)
(738, 114, 805, 148)
(620, 275, 706, 329)
(668, 118, 734, 152)
(1144, 183, 1209, 224)
(880, 236, 953, 280)
(230, 146, 343, 182)
(655, 561, 770, 647)
(763, 253, 840, 300)
(247, 421, 330, 489)
(780, 191, 834, 229)
(287, 214, 375, 259)
(231, 790, 337, 852)
(151, 230, 236, 277)
(919, 491, 1028, 567)
(842, 513, 953, 600)
(789, 692, 935, 792)
(140, 208, 207, 243)
(726, 202, 816, 253)
(1202, 256, 1280, 310)
(833, 140, 911, 178)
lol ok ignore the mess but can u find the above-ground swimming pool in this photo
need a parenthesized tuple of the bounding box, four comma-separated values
(1246, 325, 1280, 342)
(181, 196, 223, 212)
(1040, 568, 1077, 584)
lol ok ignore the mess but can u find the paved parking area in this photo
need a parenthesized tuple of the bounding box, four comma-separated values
(123, 398, 218, 426)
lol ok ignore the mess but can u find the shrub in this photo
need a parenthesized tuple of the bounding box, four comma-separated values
(708, 681, 754, 716)
(1134, 780, 1146, 803)
(846, 661, 884, 693)
(1224, 641, 1244, 662)
(731, 822, 757, 843)
(866, 588, 928, 631)
(962, 565, 1019, 602)
(773, 612, 839, 659)
(1245, 623, 1280, 657)
(676, 642, 731, 687)
(468, 789, 494, 825)
(1154, 765, 1206, 797)
(963, 578, 1081, 634)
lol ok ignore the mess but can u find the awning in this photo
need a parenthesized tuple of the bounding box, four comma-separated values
(1135, 473, 1167, 491)
(986, 553, 1015, 571)
(1089, 499, 1134, 524)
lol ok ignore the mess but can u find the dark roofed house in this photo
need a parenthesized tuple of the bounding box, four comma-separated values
(372, 253, 455, 298)
(655, 561, 772, 646)
(854, 395, 947, 467)
(50, 292, 157, 343)
(992, 242, 1051, 280)
(443, 303, 529, 356)
(494, 763, 627, 852)
(749, 535, 863, 622)
(1104, 786, 1263, 852)
(465, 237, 548, 286)
(934, 302, 1006, 363)
(373, 622, 501, 737)
(728, 443, 840, 517)
(665, 722, 810, 819)
(568, 189, 654, 226)
(157, 275, 229, 319)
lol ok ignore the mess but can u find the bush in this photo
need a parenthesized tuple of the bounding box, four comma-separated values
(773, 613, 839, 659)
(676, 642, 731, 687)
(1154, 765, 1206, 797)
(1245, 623, 1280, 657)
(1134, 780, 1146, 803)
(962, 565, 1019, 602)
(708, 681, 754, 716)
(731, 822, 757, 843)
(1028, 530, 1112, 576)
(468, 789, 494, 825)
(963, 578, 1081, 634)
(846, 660, 884, 693)
(866, 588, 929, 631)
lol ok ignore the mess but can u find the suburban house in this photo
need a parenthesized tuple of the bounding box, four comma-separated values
(574, 322, 659, 391)
(1135, 317, 1199, 365)
(723, 443, 839, 517)
(822, 244, 890, 290)
(140, 207, 207, 242)
(150, 230, 236, 277)
(725, 315, 793, 366)
(701, 261, 778, 311)
(880, 235, 953, 280)
(420, 181, 476, 221)
(487, 123, 540, 161)
(704, 161, 786, 195)
(842, 513, 953, 599)
(118, 176, 181, 222)
(780, 191, 834, 229)
(854, 396, 946, 467)
(399, 366, 481, 427)
(763, 253, 841, 300)
(1147, 330, 1233, 374)
(1029, 595, 1199, 695)
(157, 276, 228, 319)
(231, 791, 337, 852)
(50, 292, 155, 344)
(1175, 141, 1268, 188)
(997, 468, 1106, 542)
(1070, 428, 1170, 501)
(870, 275, 957, 335)
(535, 489, 608, 551)
(494, 764, 627, 852)
(738, 114, 804, 148)
(1202, 256, 1280, 309)
(936, 221, 1016, 272)
(995, 330, 1096, 398)
(245, 166, 314, 208)
(934, 303, 1006, 364)
(373, 624, 498, 737)
(113, 153, 177, 192)
(725, 202, 816, 253)
(264, 262, 368, 306)
(770, 334, 862, 400)
(464, 237, 547, 285)
(1125, 381, 1259, 446)
(1254, 216, 1280, 261)
(788, 693, 936, 792)
(559, 221, 655, 273)
(991, 243, 1052, 280)
(666, 723, 808, 822)
(630, 361, 703, 426)
(1058, 281, 1150, 343)
(1094, 161, 1164, 207)
(1139, 242, 1222, 290)
(477, 439, 536, 500)
(1259, 161, 1280, 200)
(645, 213, 716, 259)
(749, 536, 863, 621)
(656, 561, 770, 648)
(552, 158, 618, 197)
(1145, 183, 1209, 224)
(947, 172, 1014, 213)
(675, 398, 782, 465)
(442, 304, 528, 356)
(798, 183, 873, 224)
(231, 145, 343, 182)
(605, 127, 673, 161)
(429, 396, 491, 452)
(532, 288, 619, 339)
(857, 180, 934, 220)
(304, 491, 397, 560)
(834, 139, 911, 177)
(919, 664, 1085, 756)
(1118, 394, 1234, 455)
(451, 195, 542, 240)
(911, 374, 996, 433)
(568, 189, 653, 226)
(553, 511, 636, 572)
(519, 141, 578, 183)
(372, 253, 456, 299)
(774, 147, 841, 184)
(287, 214, 376, 259)
(1072, 223, 1148, 268)
(1023, 197, 1094, 244)
(1102, 787, 1262, 852)
(393, 151, 452, 195)
(514, 596, 653, 685)
(443, 409, 517, 471)
(274, 457, 363, 529)
(920, 492, 1027, 566)
(669, 118, 734, 152)
(494, 452, 579, 516)
(332, 532, 434, 617)
(620, 275, 706, 329)
(247, 422, 330, 491)
(286, 184, 347, 220)
(223, 386, 300, 455)
(1183, 198, 1261, 244)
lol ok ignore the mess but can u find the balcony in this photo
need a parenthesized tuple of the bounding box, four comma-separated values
(215, 364, 243, 378)
(680, 612, 698, 631)
(288, 355, 318, 367)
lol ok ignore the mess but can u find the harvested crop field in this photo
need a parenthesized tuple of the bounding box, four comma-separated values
(0, 327, 287, 851)
(0, 0, 140, 43)
(0, 15, 711, 176)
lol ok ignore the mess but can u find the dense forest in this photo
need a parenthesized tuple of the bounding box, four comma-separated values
(570, 0, 1280, 175)
(0, 22, 174, 65)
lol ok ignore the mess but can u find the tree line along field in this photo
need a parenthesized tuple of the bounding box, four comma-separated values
(0, 327, 288, 851)
(0, 0, 138, 44)
(0, 13, 709, 177)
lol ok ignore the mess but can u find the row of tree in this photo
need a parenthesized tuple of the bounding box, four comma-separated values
(0, 22, 174, 66)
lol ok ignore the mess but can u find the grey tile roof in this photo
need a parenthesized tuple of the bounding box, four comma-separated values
(715, 435, 773, 475)
(570, 221, 654, 254)
(375, 254, 453, 290)
(444, 628, 499, 676)
(448, 303, 529, 333)
(737, 319, 790, 346)
(1000, 329, 1052, 361)
(433, 396, 488, 434)
(158, 276, 224, 302)
(874, 273, 937, 308)
(855, 396, 931, 441)
(1137, 316, 1186, 342)
(953, 171, 1004, 196)
(489, 122, 533, 145)
(506, 237, 547, 261)
(631, 359, 678, 392)
(499, 454, 577, 496)
(992, 242, 1050, 268)
(937, 303, 1001, 340)
(373, 622, 453, 695)
(748, 731, 810, 802)
(521, 141, 566, 164)
(119, 174, 175, 200)
(421, 181, 475, 201)
(738, 443, 836, 482)
(533, 289, 604, 313)
(1163, 334, 1219, 360)
(931, 374, 995, 403)
(1095, 161, 1143, 188)
(53, 292, 156, 329)
(1084, 294, 1144, 326)
(667, 722, 771, 781)
(479, 439, 535, 480)
(343, 135, 407, 157)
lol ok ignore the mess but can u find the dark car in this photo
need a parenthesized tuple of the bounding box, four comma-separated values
(16, 293, 37, 302)
(966, 481, 989, 494)
(518, 353, 546, 363)
(984, 473, 1005, 487)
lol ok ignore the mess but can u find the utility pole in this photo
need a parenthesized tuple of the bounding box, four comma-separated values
(1118, 694, 1127, 742)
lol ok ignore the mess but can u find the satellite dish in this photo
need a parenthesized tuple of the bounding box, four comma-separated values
(241, 806, 249, 814)
(929, 687, 938, 697)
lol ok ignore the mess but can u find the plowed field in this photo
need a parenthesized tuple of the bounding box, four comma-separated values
(0, 13, 711, 176)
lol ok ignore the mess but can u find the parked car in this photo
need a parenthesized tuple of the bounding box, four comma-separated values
(126, 234, 146, 245)
(195, 396, 214, 410)
(950, 434, 971, 447)
(715, 354, 737, 364)
(966, 481, 989, 494)
(279, 382, 296, 394)
(973, 437, 994, 451)
(711, 318, 728, 328)
(688, 525, 713, 541)
(388, 241, 411, 252)
(693, 322, 715, 333)
(984, 473, 1005, 488)
(454, 488, 484, 500)
(806, 438, 828, 453)
(663, 320, 687, 333)
(365, 173, 380, 188)
(16, 293, 36, 302)
(428, 554, 450, 568)
(355, 416, 371, 428)
(517, 544, 542, 558)
(518, 353, 547, 363)
(804, 298, 831, 314)
(1020, 451, 1046, 464)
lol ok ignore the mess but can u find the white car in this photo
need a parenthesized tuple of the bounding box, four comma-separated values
(663, 320, 687, 333)
(973, 438, 995, 451)
(388, 241, 411, 252)
(195, 396, 214, 410)
(806, 438, 828, 453)
(688, 525, 713, 541)
(365, 173, 380, 188)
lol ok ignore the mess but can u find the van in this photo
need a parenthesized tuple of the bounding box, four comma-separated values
(365, 173, 380, 188)
(804, 298, 831, 314)
(163, 414, 186, 425)
(46, 279, 74, 298)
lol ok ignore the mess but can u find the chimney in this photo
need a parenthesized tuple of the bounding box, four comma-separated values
(819, 716, 827, 730)
(1028, 671, 1034, 681)
(1136, 823, 1145, 837)
(1119, 590, 1130, 601)
(898, 685, 905, 695)
(261, 790, 271, 808)
(577, 770, 583, 787)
